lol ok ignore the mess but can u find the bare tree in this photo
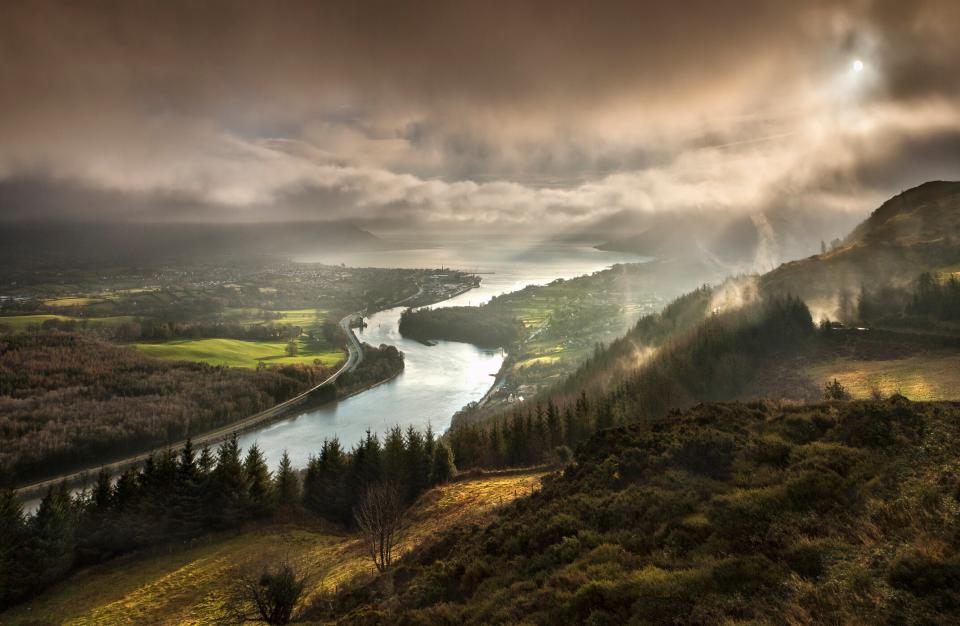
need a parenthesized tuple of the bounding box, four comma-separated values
(354, 481, 406, 572)
(223, 560, 308, 625)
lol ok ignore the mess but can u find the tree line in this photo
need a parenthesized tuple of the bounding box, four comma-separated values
(858, 272, 960, 324)
(399, 306, 523, 348)
(115, 318, 312, 342)
(0, 427, 455, 611)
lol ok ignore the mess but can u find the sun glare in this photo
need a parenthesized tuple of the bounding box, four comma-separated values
(852, 59, 864, 73)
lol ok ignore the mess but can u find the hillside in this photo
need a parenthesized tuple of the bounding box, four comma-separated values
(324, 399, 960, 625)
(0, 470, 545, 625)
(761, 181, 960, 311)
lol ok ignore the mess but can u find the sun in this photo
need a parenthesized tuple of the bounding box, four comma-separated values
(852, 59, 864, 73)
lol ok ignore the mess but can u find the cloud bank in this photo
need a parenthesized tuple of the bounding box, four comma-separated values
(0, 0, 957, 231)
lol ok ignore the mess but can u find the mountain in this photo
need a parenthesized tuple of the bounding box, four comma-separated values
(761, 181, 960, 312)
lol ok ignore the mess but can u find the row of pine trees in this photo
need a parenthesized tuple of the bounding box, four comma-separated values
(0, 427, 455, 610)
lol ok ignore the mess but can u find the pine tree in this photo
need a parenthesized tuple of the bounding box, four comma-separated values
(92, 468, 112, 512)
(596, 399, 614, 431)
(302, 454, 323, 514)
(179, 438, 199, 484)
(244, 443, 274, 518)
(197, 444, 215, 476)
(429, 441, 456, 485)
(26, 484, 75, 590)
(562, 406, 578, 447)
(0, 489, 26, 608)
(211, 434, 248, 527)
(274, 450, 300, 509)
(111, 468, 138, 512)
(322, 438, 349, 522)
(404, 425, 427, 502)
(546, 400, 561, 450)
(382, 426, 406, 485)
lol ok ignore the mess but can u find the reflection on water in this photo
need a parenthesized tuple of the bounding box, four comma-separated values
(242, 236, 645, 468)
(238, 306, 504, 468)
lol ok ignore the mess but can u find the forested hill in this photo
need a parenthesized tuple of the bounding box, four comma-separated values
(496, 181, 960, 417)
(762, 180, 960, 304)
(322, 399, 960, 624)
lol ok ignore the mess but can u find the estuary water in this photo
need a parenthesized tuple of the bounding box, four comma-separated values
(238, 236, 644, 468)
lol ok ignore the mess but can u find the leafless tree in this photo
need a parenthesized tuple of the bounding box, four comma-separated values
(354, 481, 406, 572)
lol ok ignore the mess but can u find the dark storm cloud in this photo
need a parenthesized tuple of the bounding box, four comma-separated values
(0, 0, 957, 236)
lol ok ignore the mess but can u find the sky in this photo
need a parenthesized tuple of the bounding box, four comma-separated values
(0, 0, 958, 232)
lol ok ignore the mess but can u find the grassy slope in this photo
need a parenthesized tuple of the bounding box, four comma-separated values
(807, 353, 960, 400)
(335, 400, 960, 625)
(2, 471, 545, 626)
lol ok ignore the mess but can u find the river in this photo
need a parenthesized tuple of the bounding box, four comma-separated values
(21, 238, 642, 511)
(238, 236, 645, 468)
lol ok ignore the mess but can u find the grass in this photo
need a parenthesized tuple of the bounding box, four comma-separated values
(0, 314, 136, 331)
(1, 470, 546, 625)
(223, 307, 329, 330)
(135, 338, 344, 369)
(42, 297, 106, 307)
(806, 353, 960, 401)
(271, 308, 327, 329)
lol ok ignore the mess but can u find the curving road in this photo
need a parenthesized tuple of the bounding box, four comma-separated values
(15, 311, 365, 501)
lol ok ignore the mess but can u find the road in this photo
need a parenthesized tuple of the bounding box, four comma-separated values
(16, 311, 366, 501)
(338, 311, 364, 374)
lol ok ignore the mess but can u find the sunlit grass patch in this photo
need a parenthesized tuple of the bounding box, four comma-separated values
(271, 308, 328, 329)
(42, 297, 106, 307)
(806, 353, 960, 401)
(135, 338, 344, 369)
(516, 355, 561, 369)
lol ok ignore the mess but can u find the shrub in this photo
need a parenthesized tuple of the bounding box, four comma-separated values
(784, 541, 829, 579)
(784, 469, 849, 513)
(888, 549, 960, 597)
(710, 555, 785, 594)
(708, 487, 784, 549)
(667, 429, 736, 480)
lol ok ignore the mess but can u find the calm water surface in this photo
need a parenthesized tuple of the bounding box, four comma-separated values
(240, 236, 645, 467)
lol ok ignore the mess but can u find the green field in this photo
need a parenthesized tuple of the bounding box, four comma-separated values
(0, 314, 136, 331)
(135, 337, 344, 369)
(223, 307, 328, 328)
(42, 297, 107, 307)
(1, 471, 545, 625)
(270, 308, 327, 328)
(806, 352, 960, 401)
